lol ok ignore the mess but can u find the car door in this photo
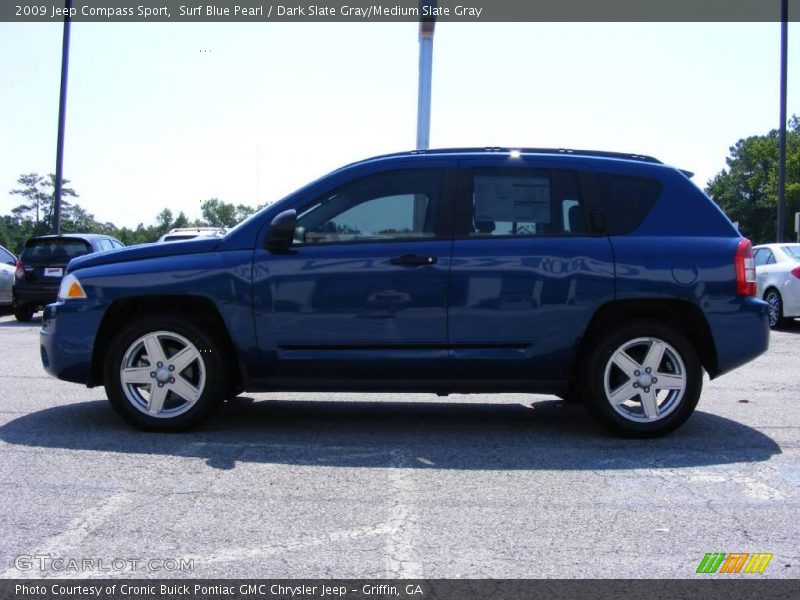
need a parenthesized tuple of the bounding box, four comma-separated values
(447, 158, 615, 388)
(0, 246, 16, 305)
(252, 164, 456, 385)
(753, 247, 776, 297)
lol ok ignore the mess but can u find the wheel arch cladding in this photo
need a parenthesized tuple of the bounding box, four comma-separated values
(573, 299, 718, 381)
(90, 295, 240, 388)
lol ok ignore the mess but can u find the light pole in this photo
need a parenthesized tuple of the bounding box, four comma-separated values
(416, 1, 436, 150)
(777, 0, 788, 242)
(53, 0, 72, 234)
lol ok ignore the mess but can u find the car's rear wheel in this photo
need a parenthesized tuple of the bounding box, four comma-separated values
(584, 321, 702, 437)
(764, 289, 788, 329)
(104, 314, 227, 431)
(14, 305, 34, 322)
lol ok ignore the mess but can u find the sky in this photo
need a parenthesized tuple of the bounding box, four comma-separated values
(0, 21, 798, 228)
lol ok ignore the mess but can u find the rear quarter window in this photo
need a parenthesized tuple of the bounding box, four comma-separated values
(22, 238, 92, 262)
(596, 173, 662, 235)
(781, 246, 800, 261)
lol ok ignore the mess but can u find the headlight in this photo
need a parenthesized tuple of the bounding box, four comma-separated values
(57, 273, 88, 300)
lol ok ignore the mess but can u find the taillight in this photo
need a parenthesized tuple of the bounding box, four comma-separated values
(735, 238, 756, 296)
(791, 266, 800, 279)
(14, 260, 25, 282)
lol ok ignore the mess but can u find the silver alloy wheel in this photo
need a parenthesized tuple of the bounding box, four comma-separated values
(119, 330, 206, 418)
(602, 336, 687, 423)
(765, 291, 782, 328)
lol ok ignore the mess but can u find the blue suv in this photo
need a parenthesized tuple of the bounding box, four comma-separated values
(40, 148, 769, 437)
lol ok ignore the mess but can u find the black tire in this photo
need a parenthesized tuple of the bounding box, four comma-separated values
(14, 305, 34, 322)
(764, 289, 789, 330)
(103, 313, 228, 432)
(584, 321, 702, 438)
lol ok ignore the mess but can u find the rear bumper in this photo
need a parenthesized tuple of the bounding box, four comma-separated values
(40, 300, 104, 385)
(14, 284, 58, 308)
(708, 296, 770, 377)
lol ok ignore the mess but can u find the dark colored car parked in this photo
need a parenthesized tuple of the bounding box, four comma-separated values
(40, 149, 769, 437)
(14, 234, 124, 321)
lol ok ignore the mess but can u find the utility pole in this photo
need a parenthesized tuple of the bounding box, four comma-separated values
(777, 0, 788, 242)
(416, 1, 436, 150)
(53, 0, 72, 234)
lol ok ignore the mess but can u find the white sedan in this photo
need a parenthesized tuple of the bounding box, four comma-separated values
(753, 243, 800, 329)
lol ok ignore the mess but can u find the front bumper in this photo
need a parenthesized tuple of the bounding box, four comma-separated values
(40, 300, 105, 385)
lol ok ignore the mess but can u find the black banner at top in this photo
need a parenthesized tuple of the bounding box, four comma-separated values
(1, 0, 797, 23)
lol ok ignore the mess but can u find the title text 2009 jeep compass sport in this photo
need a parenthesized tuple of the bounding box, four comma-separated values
(40, 148, 769, 437)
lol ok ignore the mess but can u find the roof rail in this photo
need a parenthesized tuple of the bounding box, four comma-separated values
(370, 147, 663, 164)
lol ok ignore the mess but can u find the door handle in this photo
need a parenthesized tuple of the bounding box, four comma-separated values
(390, 254, 438, 266)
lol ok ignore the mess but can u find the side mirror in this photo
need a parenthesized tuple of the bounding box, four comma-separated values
(266, 209, 297, 253)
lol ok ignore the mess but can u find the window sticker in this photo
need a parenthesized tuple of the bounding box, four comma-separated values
(474, 175, 551, 224)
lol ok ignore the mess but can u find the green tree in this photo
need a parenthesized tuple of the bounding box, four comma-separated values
(3, 171, 263, 249)
(0, 215, 33, 254)
(173, 211, 190, 229)
(155, 208, 174, 230)
(200, 197, 260, 228)
(9, 173, 78, 234)
(707, 116, 800, 243)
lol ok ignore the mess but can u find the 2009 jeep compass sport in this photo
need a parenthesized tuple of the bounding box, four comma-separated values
(40, 148, 769, 437)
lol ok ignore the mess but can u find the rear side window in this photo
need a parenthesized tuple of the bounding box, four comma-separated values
(596, 173, 662, 235)
(754, 248, 775, 266)
(781, 246, 800, 261)
(22, 238, 91, 262)
(468, 169, 585, 237)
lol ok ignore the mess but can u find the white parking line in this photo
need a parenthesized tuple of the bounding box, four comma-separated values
(385, 449, 423, 578)
(2, 491, 134, 579)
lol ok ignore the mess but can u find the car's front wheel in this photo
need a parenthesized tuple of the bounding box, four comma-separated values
(585, 321, 702, 437)
(104, 314, 227, 431)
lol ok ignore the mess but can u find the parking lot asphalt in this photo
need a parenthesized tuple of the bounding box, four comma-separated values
(0, 311, 798, 579)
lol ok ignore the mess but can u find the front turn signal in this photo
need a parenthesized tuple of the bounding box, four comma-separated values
(57, 274, 88, 300)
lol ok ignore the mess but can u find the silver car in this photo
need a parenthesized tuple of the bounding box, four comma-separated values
(753, 243, 800, 329)
(0, 244, 17, 307)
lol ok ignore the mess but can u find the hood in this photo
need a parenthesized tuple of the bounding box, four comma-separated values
(67, 237, 223, 273)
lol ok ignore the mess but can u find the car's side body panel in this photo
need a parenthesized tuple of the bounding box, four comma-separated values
(612, 235, 769, 376)
(250, 240, 452, 383)
(43, 248, 258, 384)
(446, 236, 615, 388)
